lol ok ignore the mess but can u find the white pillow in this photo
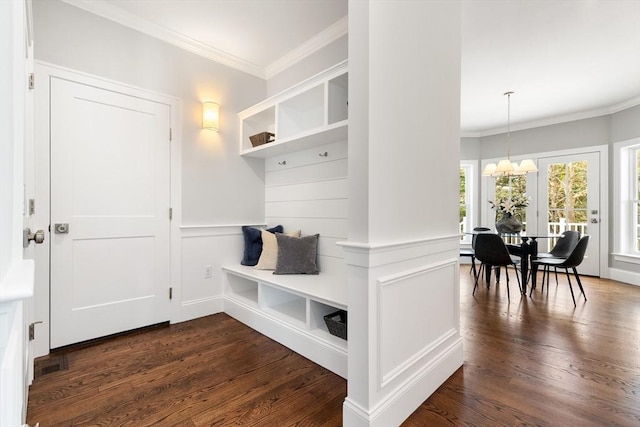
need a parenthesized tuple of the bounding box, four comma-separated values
(255, 229, 301, 270)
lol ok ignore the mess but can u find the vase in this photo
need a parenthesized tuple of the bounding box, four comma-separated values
(495, 213, 522, 234)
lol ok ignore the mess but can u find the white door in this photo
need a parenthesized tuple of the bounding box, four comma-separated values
(537, 152, 600, 276)
(50, 77, 171, 348)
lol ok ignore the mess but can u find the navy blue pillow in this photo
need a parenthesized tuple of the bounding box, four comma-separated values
(241, 225, 283, 266)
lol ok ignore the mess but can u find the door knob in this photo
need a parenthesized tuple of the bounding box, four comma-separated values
(23, 228, 45, 248)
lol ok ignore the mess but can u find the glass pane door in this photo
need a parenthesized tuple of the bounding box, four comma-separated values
(538, 152, 600, 276)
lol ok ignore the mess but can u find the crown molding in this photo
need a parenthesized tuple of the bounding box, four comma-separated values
(61, 0, 348, 81)
(462, 96, 640, 138)
(61, 0, 266, 78)
(265, 16, 348, 80)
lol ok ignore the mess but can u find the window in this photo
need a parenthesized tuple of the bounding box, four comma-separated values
(460, 163, 474, 243)
(614, 139, 640, 258)
(635, 148, 640, 252)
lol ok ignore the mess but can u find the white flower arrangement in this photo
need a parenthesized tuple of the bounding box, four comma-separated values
(489, 193, 532, 215)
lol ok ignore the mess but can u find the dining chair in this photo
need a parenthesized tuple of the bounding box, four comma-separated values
(460, 227, 492, 281)
(530, 230, 580, 284)
(538, 230, 581, 259)
(473, 233, 522, 301)
(531, 235, 590, 306)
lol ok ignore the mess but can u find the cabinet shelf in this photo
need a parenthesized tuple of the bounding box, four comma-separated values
(239, 61, 348, 158)
(240, 121, 347, 158)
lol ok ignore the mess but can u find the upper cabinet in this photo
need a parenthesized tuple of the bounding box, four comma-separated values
(239, 61, 348, 158)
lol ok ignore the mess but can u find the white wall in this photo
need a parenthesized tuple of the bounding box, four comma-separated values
(478, 115, 610, 159)
(267, 34, 348, 97)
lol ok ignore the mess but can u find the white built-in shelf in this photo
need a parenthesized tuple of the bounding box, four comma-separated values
(239, 60, 348, 158)
(223, 264, 347, 347)
(222, 264, 348, 377)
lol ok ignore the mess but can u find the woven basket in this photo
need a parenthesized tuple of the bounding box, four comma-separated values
(323, 310, 347, 340)
(249, 132, 275, 147)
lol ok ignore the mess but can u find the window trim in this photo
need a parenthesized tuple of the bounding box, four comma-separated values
(459, 161, 476, 244)
(614, 138, 640, 258)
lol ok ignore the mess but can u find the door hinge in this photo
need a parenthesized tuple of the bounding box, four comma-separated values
(169, 128, 172, 142)
(28, 73, 34, 90)
(169, 208, 173, 220)
(169, 287, 173, 300)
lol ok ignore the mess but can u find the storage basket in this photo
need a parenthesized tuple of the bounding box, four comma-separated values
(323, 310, 347, 340)
(249, 132, 275, 147)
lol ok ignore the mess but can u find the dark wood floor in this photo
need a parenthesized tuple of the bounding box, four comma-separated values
(28, 267, 640, 426)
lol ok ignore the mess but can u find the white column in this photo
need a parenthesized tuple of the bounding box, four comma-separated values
(343, 1, 463, 426)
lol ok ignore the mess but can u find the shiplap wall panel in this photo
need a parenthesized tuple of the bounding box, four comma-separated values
(265, 140, 348, 171)
(266, 159, 348, 186)
(266, 179, 348, 202)
(265, 199, 348, 219)
(265, 140, 347, 265)
(266, 218, 347, 240)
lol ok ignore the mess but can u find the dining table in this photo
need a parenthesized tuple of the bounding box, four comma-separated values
(476, 232, 554, 295)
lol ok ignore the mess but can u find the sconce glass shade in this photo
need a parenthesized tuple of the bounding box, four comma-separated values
(202, 101, 219, 131)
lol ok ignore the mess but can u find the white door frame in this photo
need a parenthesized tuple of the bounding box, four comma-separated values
(31, 62, 182, 357)
(480, 144, 609, 279)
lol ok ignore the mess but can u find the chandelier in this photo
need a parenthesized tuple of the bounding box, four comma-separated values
(482, 91, 538, 177)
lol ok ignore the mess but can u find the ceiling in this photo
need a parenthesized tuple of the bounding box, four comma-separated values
(63, 0, 640, 136)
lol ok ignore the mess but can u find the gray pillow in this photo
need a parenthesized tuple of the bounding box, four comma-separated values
(274, 233, 320, 275)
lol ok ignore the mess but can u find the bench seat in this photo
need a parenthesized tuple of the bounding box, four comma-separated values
(222, 264, 348, 378)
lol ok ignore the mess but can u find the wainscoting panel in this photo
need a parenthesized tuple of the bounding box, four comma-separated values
(179, 226, 244, 322)
(377, 259, 458, 387)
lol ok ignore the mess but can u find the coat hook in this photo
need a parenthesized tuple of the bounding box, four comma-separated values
(319, 152, 328, 157)
(278, 160, 286, 165)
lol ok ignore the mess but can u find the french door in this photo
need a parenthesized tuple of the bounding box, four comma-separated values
(537, 152, 600, 276)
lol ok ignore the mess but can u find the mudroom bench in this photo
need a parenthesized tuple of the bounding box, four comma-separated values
(222, 264, 347, 378)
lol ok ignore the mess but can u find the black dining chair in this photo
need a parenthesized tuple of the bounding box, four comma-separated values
(473, 233, 522, 301)
(530, 230, 580, 285)
(460, 227, 492, 281)
(531, 235, 590, 306)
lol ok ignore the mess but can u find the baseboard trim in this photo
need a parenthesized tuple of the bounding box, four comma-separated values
(343, 338, 464, 427)
(609, 268, 640, 286)
(179, 296, 224, 322)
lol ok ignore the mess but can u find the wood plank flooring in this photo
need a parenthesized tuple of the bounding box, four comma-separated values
(27, 268, 639, 426)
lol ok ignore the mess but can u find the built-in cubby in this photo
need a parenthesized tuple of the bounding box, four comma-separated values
(226, 273, 259, 306)
(328, 73, 348, 125)
(278, 84, 324, 139)
(238, 60, 348, 158)
(261, 284, 306, 328)
(222, 265, 347, 377)
(241, 106, 275, 149)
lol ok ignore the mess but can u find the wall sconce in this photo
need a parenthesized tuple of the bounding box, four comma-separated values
(202, 101, 219, 131)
